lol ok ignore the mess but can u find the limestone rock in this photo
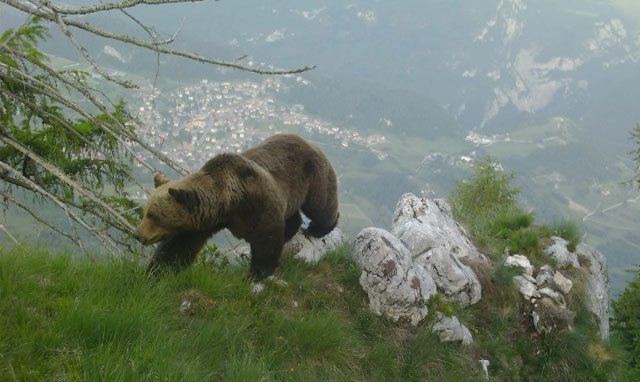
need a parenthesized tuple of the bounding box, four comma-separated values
(576, 243, 610, 339)
(179, 300, 193, 315)
(479, 359, 490, 379)
(352, 227, 437, 325)
(415, 247, 482, 306)
(391, 193, 484, 261)
(285, 228, 345, 264)
(545, 236, 580, 269)
(553, 271, 573, 295)
(431, 313, 473, 345)
(539, 287, 566, 308)
(535, 264, 554, 286)
(514, 275, 541, 300)
(504, 254, 534, 276)
(390, 193, 483, 306)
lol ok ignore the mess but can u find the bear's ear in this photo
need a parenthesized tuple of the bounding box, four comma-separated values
(168, 188, 199, 211)
(153, 173, 170, 188)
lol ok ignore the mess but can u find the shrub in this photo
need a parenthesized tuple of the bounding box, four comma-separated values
(543, 220, 582, 252)
(449, 155, 520, 235)
(613, 268, 640, 380)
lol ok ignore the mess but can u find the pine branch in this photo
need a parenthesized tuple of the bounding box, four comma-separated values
(0, 86, 114, 159)
(0, 131, 137, 233)
(0, 61, 170, 176)
(2, 51, 190, 175)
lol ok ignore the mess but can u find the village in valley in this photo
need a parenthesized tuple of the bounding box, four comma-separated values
(133, 77, 387, 171)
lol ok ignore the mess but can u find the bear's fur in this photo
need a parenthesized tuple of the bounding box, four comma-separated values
(135, 134, 339, 280)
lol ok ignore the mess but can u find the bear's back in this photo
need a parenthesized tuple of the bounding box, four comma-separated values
(242, 134, 327, 179)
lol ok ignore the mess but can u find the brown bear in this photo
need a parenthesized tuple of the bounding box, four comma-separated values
(134, 133, 339, 280)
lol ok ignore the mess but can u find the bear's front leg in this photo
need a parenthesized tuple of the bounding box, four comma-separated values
(146, 231, 211, 274)
(248, 226, 285, 281)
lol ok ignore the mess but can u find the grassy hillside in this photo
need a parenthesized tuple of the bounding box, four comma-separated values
(0, 239, 624, 381)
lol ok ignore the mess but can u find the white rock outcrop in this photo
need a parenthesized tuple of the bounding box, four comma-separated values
(417, 247, 482, 306)
(352, 227, 437, 325)
(391, 194, 482, 306)
(391, 194, 483, 261)
(542, 238, 610, 339)
(576, 243, 610, 340)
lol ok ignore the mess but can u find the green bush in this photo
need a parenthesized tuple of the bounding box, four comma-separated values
(507, 229, 540, 256)
(613, 268, 640, 380)
(490, 207, 535, 238)
(449, 155, 520, 235)
(543, 219, 582, 252)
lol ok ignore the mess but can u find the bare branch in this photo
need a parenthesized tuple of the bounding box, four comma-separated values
(0, 190, 89, 254)
(5, 0, 316, 75)
(154, 22, 184, 46)
(0, 159, 120, 255)
(0, 224, 19, 245)
(119, 8, 161, 97)
(38, 0, 207, 16)
(1, 173, 137, 244)
(53, 11, 138, 88)
(0, 131, 137, 233)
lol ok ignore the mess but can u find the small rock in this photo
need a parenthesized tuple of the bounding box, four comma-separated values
(479, 359, 490, 379)
(179, 300, 193, 315)
(514, 275, 541, 300)
(504, 254, 534, 276)
(252, 282, 265, 294)
(553, 271, 573, 294)
(285, 228, 345, 264)
(431, 313, 473, 345)
(266, 275, 288, 288)
(532, 311, 542, 334)
(535, 265, 554, 286)
(539, 287, 566, 307)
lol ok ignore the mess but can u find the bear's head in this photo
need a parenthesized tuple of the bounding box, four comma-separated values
(134, 172, 206, 245)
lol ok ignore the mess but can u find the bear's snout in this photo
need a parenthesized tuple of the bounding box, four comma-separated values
(133, 224, 164, 245)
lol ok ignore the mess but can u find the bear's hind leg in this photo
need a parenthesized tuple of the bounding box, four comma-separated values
(301, 196, 339, 238)
(284, 211, 302, 242)
(146, 231, 211, 274)
(303, 215, 338, 238)
(301, 167, 339, 238)
(248, 227, 285, 281)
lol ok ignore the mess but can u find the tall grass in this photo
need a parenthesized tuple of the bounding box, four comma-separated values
(0, 243, 624, 381)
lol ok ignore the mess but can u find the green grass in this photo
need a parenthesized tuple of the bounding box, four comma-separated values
(0, 244, 624, 381)
(542, 219, 582, 252)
